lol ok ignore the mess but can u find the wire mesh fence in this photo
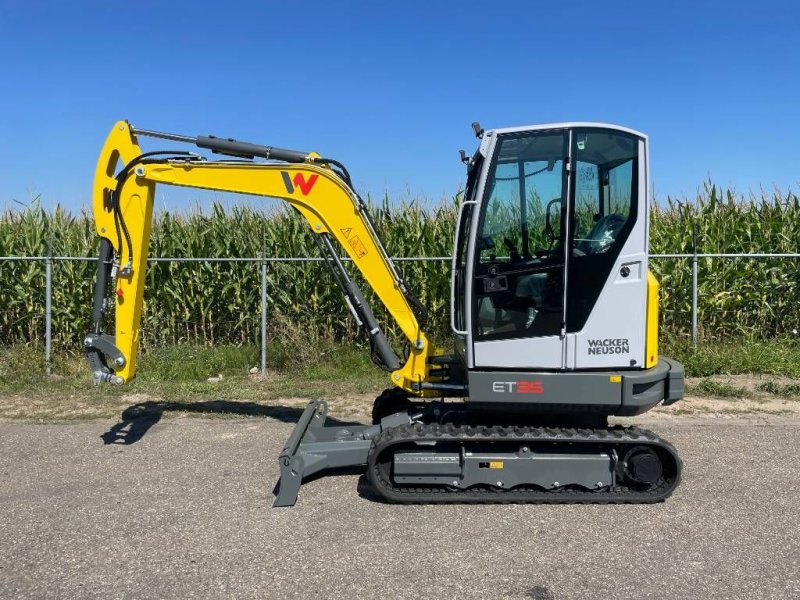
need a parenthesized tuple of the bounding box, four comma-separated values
(2, 251, 799, 375)
(0, 254, 454, 373)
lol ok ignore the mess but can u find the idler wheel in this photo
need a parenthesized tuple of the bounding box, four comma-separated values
(622, 447, 663, 486)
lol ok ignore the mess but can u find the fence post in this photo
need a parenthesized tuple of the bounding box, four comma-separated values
(691, 220, 699, 348)
(260, 258, 268, 375)
(45, 254, 53, 375)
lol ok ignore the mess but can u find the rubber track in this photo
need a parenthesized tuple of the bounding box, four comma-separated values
(366, 423, 682, 504)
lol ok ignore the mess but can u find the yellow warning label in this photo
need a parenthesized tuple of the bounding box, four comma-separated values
(348, 235, 368, 258)
(489, 461, 504, 469)
(609, 375, 622, 383)
(340, 227, 352, 239)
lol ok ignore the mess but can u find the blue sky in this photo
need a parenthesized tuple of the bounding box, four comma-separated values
(1, 0, 798, 213)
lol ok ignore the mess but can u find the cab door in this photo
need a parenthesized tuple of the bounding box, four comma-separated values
(565, 130, 648, 369)
(470, 130, 570, 369)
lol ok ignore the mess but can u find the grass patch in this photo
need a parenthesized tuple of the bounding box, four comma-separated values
(664, 339, 800, 378)
(4, 336, 800, 422)
(0, 341, 386, 422)
(687, 379, 752, 398)
(755, 381, 800, 398)
(135, 345, 259, 382)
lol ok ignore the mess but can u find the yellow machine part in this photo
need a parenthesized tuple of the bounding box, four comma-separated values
(92, 123, 154, 380)
(92, 121, 439, 393)
(645, 270, 659, 369)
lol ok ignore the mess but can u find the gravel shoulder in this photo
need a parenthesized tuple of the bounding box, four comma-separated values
(0, 405, 798, 600)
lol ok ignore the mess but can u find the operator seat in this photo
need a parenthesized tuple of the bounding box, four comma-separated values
(577, 213, 626, 255)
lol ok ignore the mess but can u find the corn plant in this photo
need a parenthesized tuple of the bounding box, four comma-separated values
(1, 183, 799, 350)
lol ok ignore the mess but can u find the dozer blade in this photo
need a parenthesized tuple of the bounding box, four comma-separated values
(273, 400, 410, 507)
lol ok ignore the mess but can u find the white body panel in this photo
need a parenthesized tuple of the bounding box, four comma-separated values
(474, 334, 563, 369)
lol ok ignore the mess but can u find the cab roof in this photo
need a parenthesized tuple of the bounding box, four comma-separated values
(486, 122, 647, 140)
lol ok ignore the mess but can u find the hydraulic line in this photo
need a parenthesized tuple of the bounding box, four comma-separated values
(310, 157, 353, 187)
(111, 151, 199, 270)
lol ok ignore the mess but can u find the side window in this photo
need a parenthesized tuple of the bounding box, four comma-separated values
(573, 161, 599, 248)
(573, 159, 634, 255)
(480, 162, 520, 263)
(453, 155, 481, 333)
(567, 131, 638, 332)
(453, 200, 474, 332)
(607, 160, 633, 216)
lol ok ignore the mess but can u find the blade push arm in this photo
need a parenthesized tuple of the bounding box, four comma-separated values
(87, 121, 437, 393)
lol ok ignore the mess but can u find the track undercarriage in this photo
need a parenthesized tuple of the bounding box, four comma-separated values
(273, 397, 681, 507)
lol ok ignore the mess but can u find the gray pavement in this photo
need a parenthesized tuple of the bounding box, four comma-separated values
(0, 414, 798, 599)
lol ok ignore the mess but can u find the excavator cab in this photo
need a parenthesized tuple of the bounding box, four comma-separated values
(448, 124, 683, 419)
(455, 124, 648, 370)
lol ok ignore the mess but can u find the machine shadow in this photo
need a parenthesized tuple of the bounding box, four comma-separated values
(101, 399, 360, 446)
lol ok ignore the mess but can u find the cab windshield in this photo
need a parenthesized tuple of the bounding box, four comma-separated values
(477, 132, 566, 265)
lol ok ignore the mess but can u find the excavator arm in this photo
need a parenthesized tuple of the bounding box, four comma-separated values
(85, 121, 439, 394)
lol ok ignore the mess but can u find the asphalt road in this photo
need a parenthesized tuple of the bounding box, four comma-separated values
(0, 413, 798, 600)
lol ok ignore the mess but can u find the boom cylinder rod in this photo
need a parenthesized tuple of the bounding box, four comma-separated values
(130, 125, 308, 163)
(130, 127, 197, 144)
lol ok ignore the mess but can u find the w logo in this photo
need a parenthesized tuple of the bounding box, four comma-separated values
(281, 171, 319, 196)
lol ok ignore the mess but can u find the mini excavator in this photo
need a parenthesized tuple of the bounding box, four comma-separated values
(86, 120, 683, 506)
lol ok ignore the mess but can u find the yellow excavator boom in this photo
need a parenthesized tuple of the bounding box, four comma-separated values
(87, 121, 439, 393)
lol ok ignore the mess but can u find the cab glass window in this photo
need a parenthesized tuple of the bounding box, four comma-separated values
(567, 130, 639, 332)
(473, 131, 567, 340)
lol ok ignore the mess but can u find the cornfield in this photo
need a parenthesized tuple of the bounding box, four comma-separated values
(0, 196, 455, 349)
(1, 183, 798, 349)
(650, 185, 800, 340)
